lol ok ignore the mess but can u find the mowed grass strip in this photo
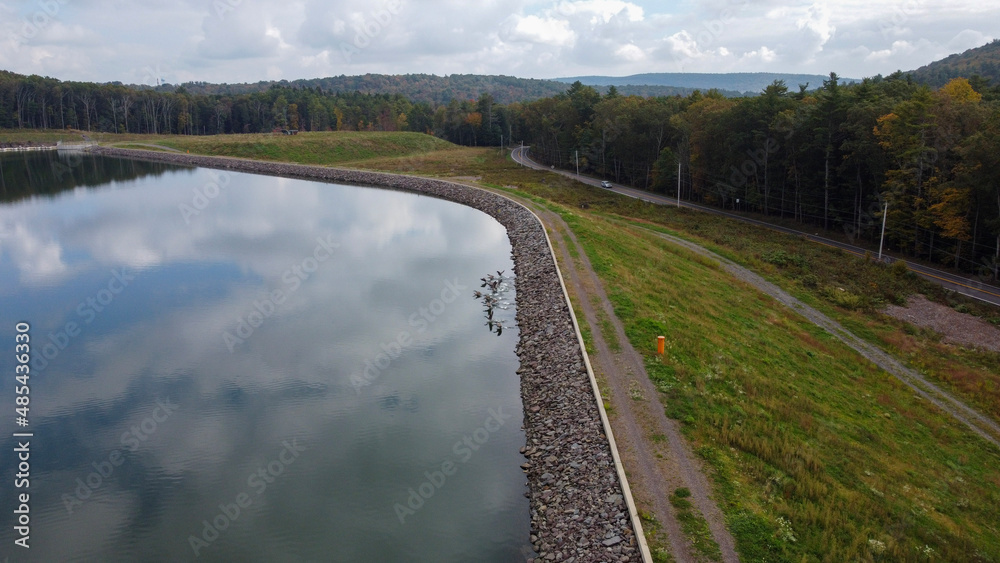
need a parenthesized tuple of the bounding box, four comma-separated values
(148, 131, 460, 166)
(0, 128, 169, 144)
(561, 210, 1000, 561)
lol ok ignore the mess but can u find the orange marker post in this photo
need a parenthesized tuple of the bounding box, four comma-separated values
(657, 336, 665, 355)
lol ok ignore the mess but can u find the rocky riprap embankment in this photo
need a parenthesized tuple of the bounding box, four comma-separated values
(92, 147, 641, 562)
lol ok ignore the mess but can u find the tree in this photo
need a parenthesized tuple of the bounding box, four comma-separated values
(809, 72, 848, 230)
(874, 88, 938, 255)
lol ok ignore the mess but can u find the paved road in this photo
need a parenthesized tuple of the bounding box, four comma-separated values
(511, 146, 1000, 306)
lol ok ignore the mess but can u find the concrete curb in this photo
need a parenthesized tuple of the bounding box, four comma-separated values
(524, 203, 655, 563)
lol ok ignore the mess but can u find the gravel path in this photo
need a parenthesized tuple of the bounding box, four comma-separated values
(642, 227, 1000, 450)
(529, 207, 739, 563)
(92, 147, 644, 562)
(886, 294, 1000, 353)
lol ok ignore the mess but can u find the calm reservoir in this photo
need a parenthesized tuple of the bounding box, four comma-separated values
(0, 152, 530, 562)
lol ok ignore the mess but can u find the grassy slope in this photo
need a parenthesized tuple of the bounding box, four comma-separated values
(1, 129, 461, 166)
(0, 129, 173, 144)
(6, 131, 998, 560)
(343, 144, 1000, 560)
(565, 211, 999, 561)
(148, 131, 459, 166)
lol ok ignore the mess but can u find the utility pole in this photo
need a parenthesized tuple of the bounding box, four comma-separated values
(575, 150, 579, 176)
(677, 161, 681, 208)
(878, 202, 888, 261)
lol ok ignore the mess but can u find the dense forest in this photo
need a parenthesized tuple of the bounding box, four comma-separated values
(513, 74, 1000, 281)
(152, 74, 716, 105)
(555, 72, 852, 94)
(1, 68, 998, 280)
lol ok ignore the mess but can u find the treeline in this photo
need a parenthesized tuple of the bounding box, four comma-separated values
(154, 73, 571, 105)
(2, 68, 999, 278)
(506, 75, 1000, 279)
(0, 70, 438, 135)
(0, 69, 519, 146)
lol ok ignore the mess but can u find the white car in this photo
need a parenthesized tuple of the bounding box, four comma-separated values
(600, 181, 613, 189)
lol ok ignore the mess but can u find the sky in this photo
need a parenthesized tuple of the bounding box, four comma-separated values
(0, 0, 995, 85)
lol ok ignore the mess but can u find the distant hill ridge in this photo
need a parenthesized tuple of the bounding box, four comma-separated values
(155, 74, 731, 104)
(554, 72, 858, 94)
(907, 39, 1000, 88)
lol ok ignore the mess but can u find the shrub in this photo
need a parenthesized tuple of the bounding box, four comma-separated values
(763, 249, 807, 268)
(890, 259, 910, 278)
(800, 273, 820, 288)
(821, 286, 865, 310)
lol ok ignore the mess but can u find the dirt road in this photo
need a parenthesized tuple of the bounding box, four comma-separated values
(511, 197, 740, 563)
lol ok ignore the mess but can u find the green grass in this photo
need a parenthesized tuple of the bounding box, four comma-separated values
(669, 488, 724, 562)
(148, 131, 460, 166)
(641, 509, 678, 563)
(415, 149, 1000, 432)
(0, 129, 462, 167)
(562, 210, 1000, 561)
(0, 128, 167, 144)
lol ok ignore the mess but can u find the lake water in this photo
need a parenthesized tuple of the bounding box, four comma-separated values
(0, 152, 530, 562)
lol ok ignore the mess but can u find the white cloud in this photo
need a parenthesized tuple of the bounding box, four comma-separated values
(1, 220, 68, 285)
(664, 30, 703, 61)
(502, 15, 576, 47)
(866, 40, 917, 62)
(555, 0, 644, 24)
(947, 29, 993, 53)
(796, 3, 835, 45)
(0, 0, 997, 82)
(615, 43, 645, 62)
(195, 4, 281, 60)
